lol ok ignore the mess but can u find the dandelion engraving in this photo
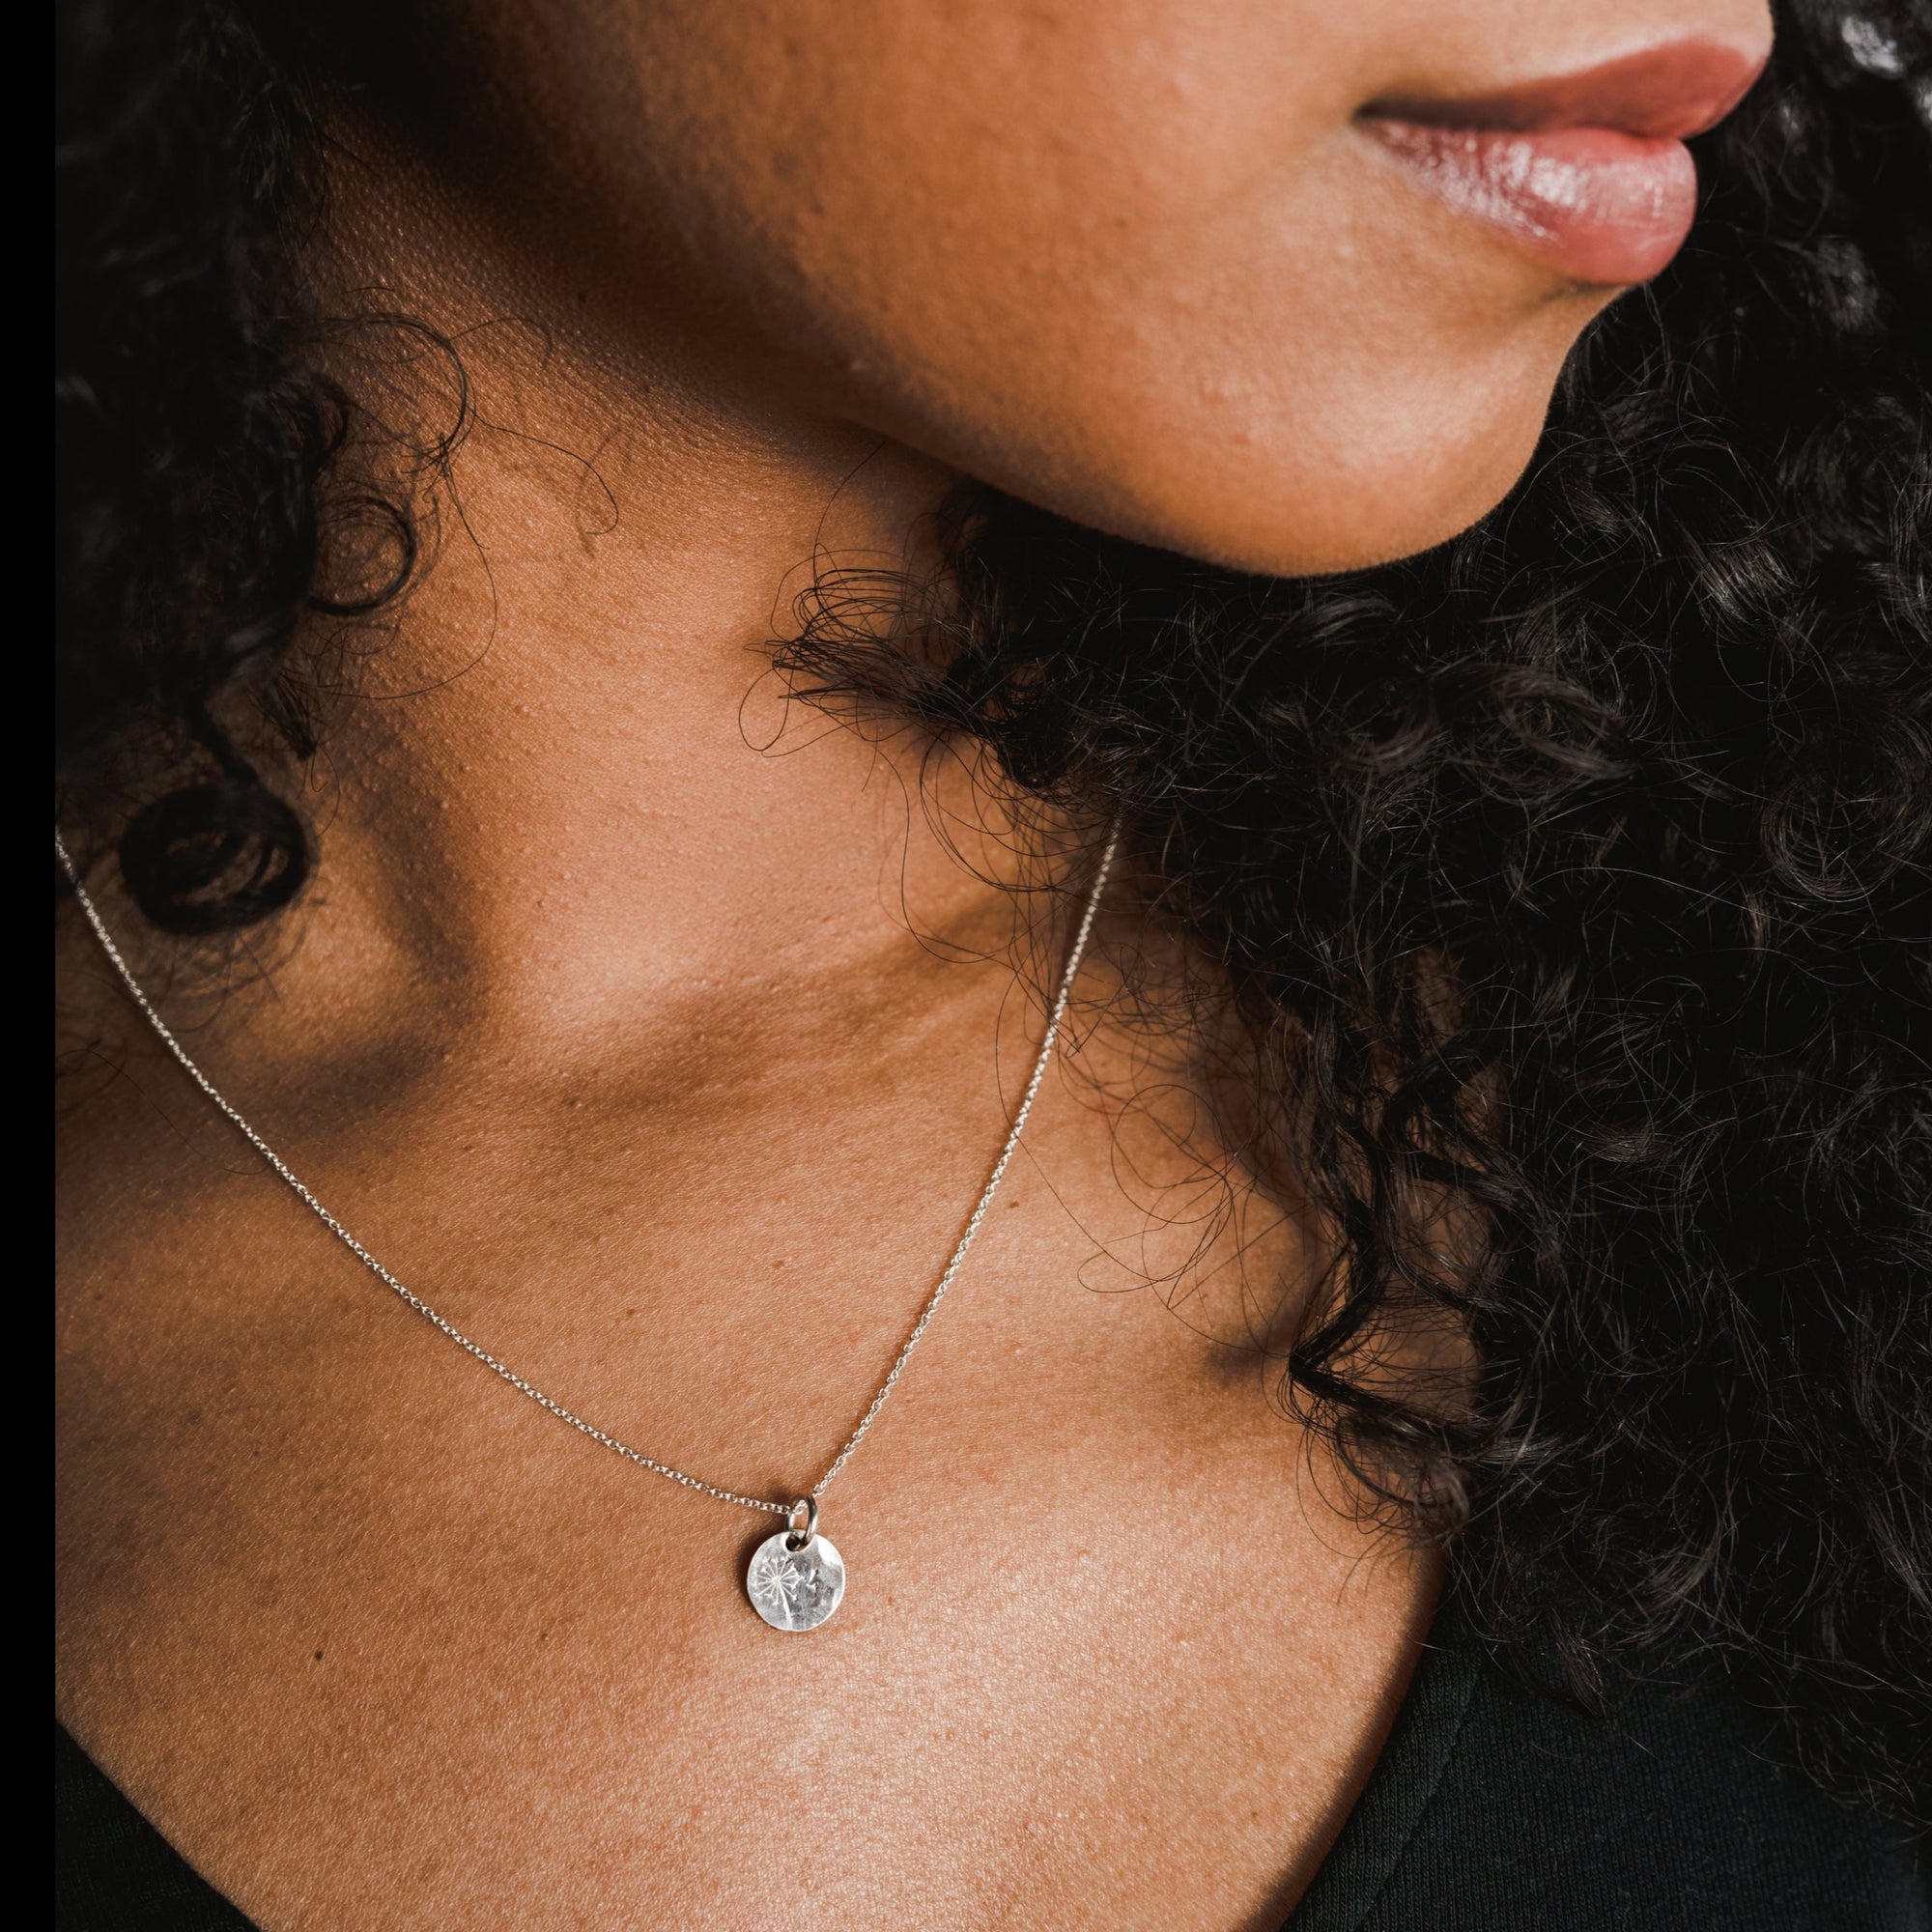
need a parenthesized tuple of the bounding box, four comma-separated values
(746, 1530, 845, 1631)
(753, 1554, 813, 1617)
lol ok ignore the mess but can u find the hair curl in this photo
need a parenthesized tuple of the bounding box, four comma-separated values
(55, 0, 1932, 1825)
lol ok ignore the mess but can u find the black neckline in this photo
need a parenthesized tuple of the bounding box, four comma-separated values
(56, 1605, 1477, 1932)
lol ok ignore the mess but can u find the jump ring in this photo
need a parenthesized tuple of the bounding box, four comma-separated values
(785, 1495, 818, 1549)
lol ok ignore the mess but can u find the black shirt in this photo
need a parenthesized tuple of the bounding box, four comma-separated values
(57, 1602, 1926, 1930)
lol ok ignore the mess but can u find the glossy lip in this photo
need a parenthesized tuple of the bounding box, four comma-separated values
(1359, 37, 1772, 286)
(1366, 38, 1772, 141)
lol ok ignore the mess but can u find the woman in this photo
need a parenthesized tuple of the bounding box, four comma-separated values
(55, 0, 1928, 1925)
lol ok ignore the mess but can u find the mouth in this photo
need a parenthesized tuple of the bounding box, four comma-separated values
(1357, 37, 1772, 287)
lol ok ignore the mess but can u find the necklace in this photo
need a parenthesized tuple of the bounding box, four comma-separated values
(55, 828, 1117, 1632)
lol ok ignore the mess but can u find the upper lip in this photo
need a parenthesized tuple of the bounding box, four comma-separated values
(1362, 36, 1773, 142)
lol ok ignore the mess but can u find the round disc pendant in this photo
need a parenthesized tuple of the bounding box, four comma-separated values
(746, 1528, 846, 1632)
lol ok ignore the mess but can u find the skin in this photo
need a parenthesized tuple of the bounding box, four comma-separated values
(56, 0, 1772, 1926)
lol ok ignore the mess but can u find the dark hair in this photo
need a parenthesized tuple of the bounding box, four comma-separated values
(56, 0, 1932, 1824)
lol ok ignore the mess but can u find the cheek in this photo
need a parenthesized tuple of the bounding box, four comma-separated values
(537, 0, 1621, 576)
(769, 129, 1616, 576)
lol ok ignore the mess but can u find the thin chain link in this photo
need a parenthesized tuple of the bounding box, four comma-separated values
(55, 828, 1118, 1521)
(811, 832, 1116, 1498)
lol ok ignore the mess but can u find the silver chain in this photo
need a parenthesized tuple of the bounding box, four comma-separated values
(55, 827, 1118, 1521)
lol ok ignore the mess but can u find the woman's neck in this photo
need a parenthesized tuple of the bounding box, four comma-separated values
(255, 118, 1041, 1102)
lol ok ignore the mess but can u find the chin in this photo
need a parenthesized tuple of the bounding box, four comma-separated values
(998, 341, 1582, 581)
(1091, 426, 1551, 582)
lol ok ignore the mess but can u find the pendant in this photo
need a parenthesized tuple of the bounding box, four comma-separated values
(746, 1497, 845, 1632)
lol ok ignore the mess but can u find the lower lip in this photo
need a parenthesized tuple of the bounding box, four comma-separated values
(1363, 119, 1699, 287)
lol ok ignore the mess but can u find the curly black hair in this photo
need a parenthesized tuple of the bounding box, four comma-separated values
(55, 0, 1932, 1825)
